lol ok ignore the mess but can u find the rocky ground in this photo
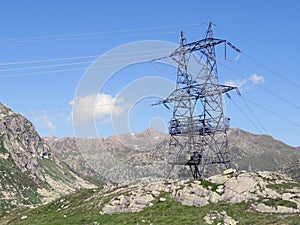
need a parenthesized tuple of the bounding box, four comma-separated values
(99, 170, 300, 216)
(2, 170, 299, 224)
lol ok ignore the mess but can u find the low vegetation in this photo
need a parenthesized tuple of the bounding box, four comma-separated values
(1, 187, 299, 225)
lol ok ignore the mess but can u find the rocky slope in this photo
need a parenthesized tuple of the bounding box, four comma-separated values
(2, 171, 299, 224)
(0, 103, 94, 213)
(45, 128, 167, 183)
(46, 128, 300, 182)
(227, 129, 300, 172)
(280, 158, 300, 181)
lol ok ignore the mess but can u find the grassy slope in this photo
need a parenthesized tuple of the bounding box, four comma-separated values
(3, 188, 299, 225)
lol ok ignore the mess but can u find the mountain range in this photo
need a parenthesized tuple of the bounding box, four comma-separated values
(46, 127, 300, 183)
(0, 102, 299, 224)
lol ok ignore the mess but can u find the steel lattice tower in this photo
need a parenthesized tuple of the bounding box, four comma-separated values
(154, 23, 241, 179)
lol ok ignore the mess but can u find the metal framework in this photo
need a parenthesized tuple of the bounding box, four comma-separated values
(153, 22, 241, 179)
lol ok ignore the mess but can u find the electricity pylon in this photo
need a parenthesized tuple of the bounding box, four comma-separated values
(153, 22, 241, 179)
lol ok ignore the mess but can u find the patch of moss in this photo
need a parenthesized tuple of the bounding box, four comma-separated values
(266, 182, 299, 194)
(200, 179, 219, 191)
(263, 198, 298, 209)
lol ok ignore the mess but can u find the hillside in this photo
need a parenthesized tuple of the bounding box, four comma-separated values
(47, 128, 300, 182)
(1, 171, 299, 224)
(0, 103, 94, 214)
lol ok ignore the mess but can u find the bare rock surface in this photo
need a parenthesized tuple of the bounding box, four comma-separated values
(97, 170, 300, 217)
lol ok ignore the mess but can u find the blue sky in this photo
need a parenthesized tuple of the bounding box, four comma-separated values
(0, 0, 300, 147)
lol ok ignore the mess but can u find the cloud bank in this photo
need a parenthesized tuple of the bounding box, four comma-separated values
(70, 93, 130, 123)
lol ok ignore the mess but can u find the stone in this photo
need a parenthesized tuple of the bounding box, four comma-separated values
(151, 190, 161, 197)
(135, 194, 154, 205)
(101, 204, 121, 214)
(276, 205, 299, 213)
(118, 195, 128, 205)
(282, 192, 294, 200)
(210, 192, 221, 203)
(216, 188, 224, 194)
(20, 216, 28, 220)
(223, 215, 239, 225)
(264, 188, 281, 199)
(223, 168, 236, 175)
(252, 203, 275, 213)
(224, 175, 257, 194)
(203, 210, 238, 225)
(208, 174, 230, 185)
(159, 197, 166, 202)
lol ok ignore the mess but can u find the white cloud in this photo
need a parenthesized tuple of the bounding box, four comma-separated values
(70, 93, 130, 123)
(249, 74, 265, 85)
(33, 115, 56, 133)
(224, 79, 247, 88)
(224, 74, 265, 90)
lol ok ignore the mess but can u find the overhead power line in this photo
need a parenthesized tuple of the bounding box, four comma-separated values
(227, 96, 264, 134)
(239, 95, 268, 134)
(243, 97, 300, 128)
(243, 53, 300, 90)
(0, 32, 176, 43)
(0, 47, 176, 67)
(219, 61, 300, 112)
(0, 55, 99, 66)
(0, 61, 92, 72)
(215, 24, 300, 91)
(0, 51, 174, 78)
(20, 100, 152, 115)
(0, 22, 206, 43)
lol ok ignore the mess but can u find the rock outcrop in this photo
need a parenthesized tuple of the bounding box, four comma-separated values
(203, 210, 239, 225)
(96, 171, 300, 217)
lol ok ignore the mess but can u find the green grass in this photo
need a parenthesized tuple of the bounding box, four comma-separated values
(37, 158, 76, 183)
(266, 182, 299, 194)
(263, 198, 298, 209)
(3, 190, 299, 225)
(0, 153, 42, 214)
(0, 137, 8, 154)
(200, 179, 219, 192)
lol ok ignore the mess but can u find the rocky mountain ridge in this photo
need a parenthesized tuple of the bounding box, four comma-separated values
(0, 103, 94, 213)
(46, 127, 300, 182)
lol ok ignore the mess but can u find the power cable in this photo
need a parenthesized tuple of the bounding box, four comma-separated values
(20, 100, 152, 115)
(0, 47, 176, 67)
(0, 52, 174, 78)
(227, 95, 264, 133)
(0, 22, 206, 43)
(219, 61, 300, 112)
(0, 55, 99, 66)
(215, 24, 300, 90)
(0, 51, 174, 73)
(243, 97, 300, 128)
(239, 95, 268, 134)
(243, 53, 300, 90)
(0, 61, 92, 72)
